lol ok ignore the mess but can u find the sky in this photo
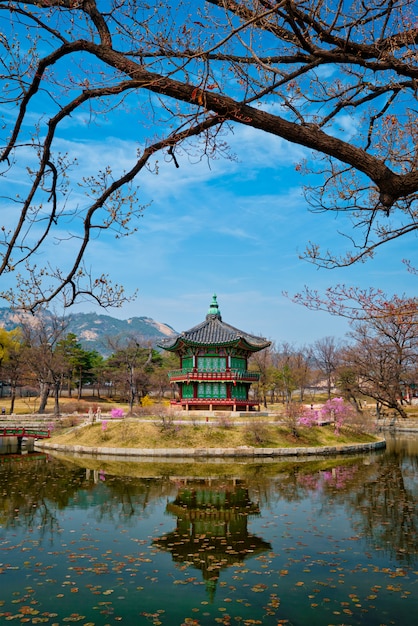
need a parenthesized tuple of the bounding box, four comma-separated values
(61, 119, 416, 346)
(1, 4, 417, 348)
(2, 102, 417, 347)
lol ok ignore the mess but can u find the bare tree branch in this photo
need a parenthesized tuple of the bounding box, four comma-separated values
(1, 0, 417, 308)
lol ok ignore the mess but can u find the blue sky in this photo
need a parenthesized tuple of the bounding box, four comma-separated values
(2, 105, 417, 346)
(1, 8, 417, 348)
(59, 118, 416, 346)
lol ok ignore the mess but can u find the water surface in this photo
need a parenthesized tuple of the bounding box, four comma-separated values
(1, 436, 417, 625)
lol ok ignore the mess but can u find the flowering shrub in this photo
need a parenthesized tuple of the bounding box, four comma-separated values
(297, 408, 320, 428)
(296, 398, 358, 435)
(111, 408, 124, 418)
(141, 395, 153, 407)
(101, 419, 108, 440)
(320, 397, 354, 435)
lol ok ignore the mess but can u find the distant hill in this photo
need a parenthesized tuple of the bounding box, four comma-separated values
(0, 308, 177, 355)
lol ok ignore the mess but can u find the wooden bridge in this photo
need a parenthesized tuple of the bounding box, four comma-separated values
(0, 426, 50, 439)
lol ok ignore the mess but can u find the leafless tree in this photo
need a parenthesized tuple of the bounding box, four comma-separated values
(273, 342, 299, 405)
(295, 287, 418, 418)
(341, 328, 415, 420)
(19, 311, 68, 414)
(104, 337, 160, 412)
(288, 346, 313, 402)
(1, 1, 418, 310)
(312, 336, 342, 399)
(249, 342, 276, 407)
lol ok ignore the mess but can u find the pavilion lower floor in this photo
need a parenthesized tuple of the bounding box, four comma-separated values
(169, 398, 261, 412)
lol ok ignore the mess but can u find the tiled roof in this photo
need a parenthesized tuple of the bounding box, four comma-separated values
(159, 313, 271, 352)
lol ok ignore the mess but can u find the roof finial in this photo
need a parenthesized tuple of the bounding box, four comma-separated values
(207, 293, 221, 320)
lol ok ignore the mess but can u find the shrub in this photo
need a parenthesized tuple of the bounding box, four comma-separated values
(159, 414, 181, 437)
(62, 400, 90, 414)
(282, 402, 305, 438)
(217, 416, 234, 429)
(321, 397, 345, 435)
(298, 407, 320, 428)
(320, 397, 362, 435)
(244, 419, 269, 445)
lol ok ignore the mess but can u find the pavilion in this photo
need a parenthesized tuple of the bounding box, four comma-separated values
(158, 294, 271, 412)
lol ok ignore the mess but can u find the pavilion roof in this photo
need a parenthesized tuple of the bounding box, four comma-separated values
(158, 295, 271, 353)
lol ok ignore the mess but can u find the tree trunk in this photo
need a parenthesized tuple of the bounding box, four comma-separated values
(53, 381, 61, 416)
(77, 366, 83, 400)
(10, 387, 16, 414)
(327, 376, 332, 400)
(38, 382, 50, 413)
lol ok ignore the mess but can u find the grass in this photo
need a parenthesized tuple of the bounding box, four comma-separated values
(50, 453, 366, 481)
(4, 394, 418, 421)
(0, 396, 130, 416)
(49, 418, 379, 450)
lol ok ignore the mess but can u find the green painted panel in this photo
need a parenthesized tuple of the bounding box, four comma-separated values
(231, 357, 246, 371)
(197, 357, 226, 371)
(197, 382, 227, 399)
(182, 383, 194, 398)
(182, 356, 193, 370)
(232, 384, 247, 399)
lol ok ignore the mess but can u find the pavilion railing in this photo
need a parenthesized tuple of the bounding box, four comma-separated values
(169, 398, 260, 406)
(168, 368, 260, 382)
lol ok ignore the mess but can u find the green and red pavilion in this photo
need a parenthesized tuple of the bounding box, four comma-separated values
(159, 295, 271, 412)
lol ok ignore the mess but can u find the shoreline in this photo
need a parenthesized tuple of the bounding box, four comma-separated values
(35, 437, 387, 458)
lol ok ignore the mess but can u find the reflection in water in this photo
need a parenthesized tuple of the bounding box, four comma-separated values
(1, 443, 417, 562)
(153, 480, 271, 601)
(349, 435, 418, 562)
(0, 435, 35, 455)
(0, 437, 417, 625)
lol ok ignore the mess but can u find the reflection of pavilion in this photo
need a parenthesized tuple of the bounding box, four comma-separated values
(153, 479, 271, 601)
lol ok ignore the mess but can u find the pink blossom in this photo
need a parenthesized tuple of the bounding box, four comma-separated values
(297, 408, 320, 427)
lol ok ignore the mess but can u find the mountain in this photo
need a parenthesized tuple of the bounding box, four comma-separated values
(0, 308, 177, 355)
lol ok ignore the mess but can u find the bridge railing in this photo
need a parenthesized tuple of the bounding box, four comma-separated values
(0, 427, 50, 439)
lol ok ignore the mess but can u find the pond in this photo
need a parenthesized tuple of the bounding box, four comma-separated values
(0, 436, 417, 625)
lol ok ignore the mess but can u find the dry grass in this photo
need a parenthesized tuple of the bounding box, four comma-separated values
(0, 395, 128, 416)
(5, 394, 418, 421)
(50, 418, 379, 449)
